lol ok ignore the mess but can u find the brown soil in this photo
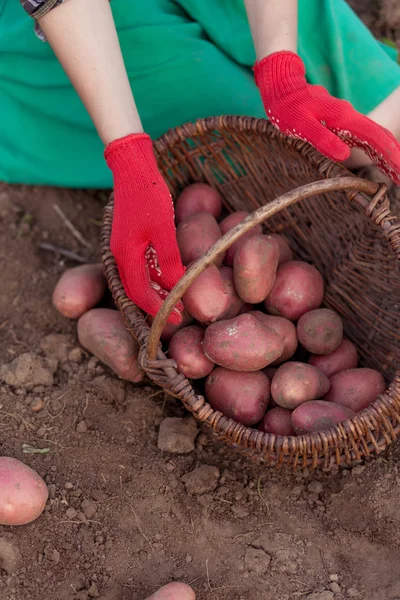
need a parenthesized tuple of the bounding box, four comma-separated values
(1, 5, 400, 600)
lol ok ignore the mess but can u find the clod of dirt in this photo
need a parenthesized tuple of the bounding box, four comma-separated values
(307, 481, 323, 494)
(81, 499, 97, 519)
(68, 347, 84, 363)
(40, 334, 73, 363)
(88, 582, 100, 598)
(30, 397, 45, 412)
(347, 589, 360, 598)
(307, 592, 334, 600)
(91, 375, 126, 405)
(0, 352, 58, 388)
(0, 536, 22, 575)
(157, 417, 198, 454)
(181, 465, 220, 495)
(76, 420, 88, 434)
(244, 547, 271, 575)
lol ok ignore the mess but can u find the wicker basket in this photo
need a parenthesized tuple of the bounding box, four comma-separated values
(101, 116, 400, 470)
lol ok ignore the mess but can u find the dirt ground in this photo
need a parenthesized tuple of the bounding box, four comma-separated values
(1, 4, 400, 600)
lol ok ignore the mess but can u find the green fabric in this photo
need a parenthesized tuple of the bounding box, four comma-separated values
(0, 0, 399, 187)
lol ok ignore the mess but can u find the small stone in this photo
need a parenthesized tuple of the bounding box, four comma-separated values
(52, 549, 61, 564)
(40, 334, 72, 363)
(157, 417, 198, 454)
(30, 397, 44, 412)
(87, 357, 98, 370)
(68, 347, 83, 363)
(351, 465, 366, 476)
(81, 499, 97, 519)
(92, 375, 126, 405)
(307, 481, 323, 495)
(0, 352, 58, 388)
(231, 506, 249, 518)
(88, 582, 100, 598)
(244, 547, 271, 575)
(64, 482, 74, 490)
(66, 508, 77, 519)
(76, 420, 88, 433)
(181, 465, 220, 495)
(0, 537, 22, 574)
(329, 575, 339, 582)
(330, 582, 341, 594)
(185, 554, 193, 563)
(347, 589, 359, 598)
(307, 592, 334, 600)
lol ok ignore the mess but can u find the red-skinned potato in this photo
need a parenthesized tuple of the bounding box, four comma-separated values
(266, 234, 293, 265)
(219, 266, 244, 319)
(205, 367, 270, 426)
(250, 312, 298, 364)
(233, 235, 279, 303)
(309, 339, 358, 377)
(52, 264, 106, 319)
(297, 308, 343, 355)
(323, 368, 386, 412)
(219, 211, 263, 266)
(292, 400, 355, 435)
(265, 261, 324, 321)
(0, 457, 48, 525)
(175, 183, 222, 223)
(203, 314, 284, 371)
(169, 325, 214, 379)
(259, 407, 295, 436)
(183, 265, 229, 323)
(148, 309, 193, 342)
(177, 212, 223, 265)
(271, 362, 330, 409)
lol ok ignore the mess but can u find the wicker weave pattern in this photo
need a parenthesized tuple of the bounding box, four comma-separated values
(101, 116, 400, 470)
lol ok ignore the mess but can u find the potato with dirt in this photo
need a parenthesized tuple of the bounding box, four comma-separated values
(323, 368, 386, 412)
(250, 311, 298, 364)
(0, 457, 48, 526)
(52, 264, 106, 319)
(175, 183, 222, 222)
(265, 260, 324, 321)
(292, 400, 355, 434)
(219, 211, 262, 266)
(203, 313, 284, 371)
(271, 361, 330, 409)
(233, 234, 279, 303)
(219, 266, 244, 319)
(297, 308, 343, 354)
(177, 212, 223, 265)
(183, 264, 229, 323)
(205, 367, 270, 426)
(308, 339, 358, 377)
(169, 325, 214, 379)
(258, 407, 295, 436)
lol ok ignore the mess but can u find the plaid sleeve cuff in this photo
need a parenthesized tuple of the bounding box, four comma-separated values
(20, 0, 66, 42)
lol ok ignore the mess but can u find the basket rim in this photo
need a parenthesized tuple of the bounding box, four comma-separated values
(101, 115, 400, 469)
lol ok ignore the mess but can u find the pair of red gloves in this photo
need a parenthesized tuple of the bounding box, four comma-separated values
(106, 51, 400, 324)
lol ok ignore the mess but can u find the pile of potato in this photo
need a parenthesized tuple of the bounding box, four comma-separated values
(158, 184, 386, 436)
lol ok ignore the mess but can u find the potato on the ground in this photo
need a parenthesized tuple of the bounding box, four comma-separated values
(183, 265, 229, 323)
(219, 211, 262, 266)
(169, 326, 214, 379)
(271, 361, 330, 409)
(297, 308, 343, 355)
(309, 339, 358, 377)
(233, 234, 279, 303)
(175, 183, 222, 223)
(259, 407, 295, 436)
(219, 266, 244, 319)
(148, 309, 193, 342)
(0, 457, 48, 525)
(203, 314, 284, 371)
(52, 263, 106, 319)
(292, 400, 355, 435)
(323, 368, 386, 412)
(251, 312, 298, 364)
(266, 234, 293, 264)
(265, 260, 324, 321)
(177, 212, 223, 265)
(205, 367, 270, 426)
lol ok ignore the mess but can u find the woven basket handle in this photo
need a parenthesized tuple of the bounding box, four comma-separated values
(147, 176, 381, 360)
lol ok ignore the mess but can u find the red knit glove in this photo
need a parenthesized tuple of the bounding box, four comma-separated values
(254, 51, 400, 185)
(105, 133, 185, 324)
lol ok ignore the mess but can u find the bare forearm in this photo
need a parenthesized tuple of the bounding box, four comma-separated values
(244, 0, 298, 59)
(40, 0, 142, 145)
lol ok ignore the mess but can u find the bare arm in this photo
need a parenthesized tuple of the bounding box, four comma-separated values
(39, 0, 142, 145)
(244, 0, 298, 59)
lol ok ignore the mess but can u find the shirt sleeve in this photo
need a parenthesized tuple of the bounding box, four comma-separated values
(21, 0, 66, 41)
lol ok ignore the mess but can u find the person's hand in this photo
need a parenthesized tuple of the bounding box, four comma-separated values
(254, 51, 400, 185)
(105, 133, 185, 324)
